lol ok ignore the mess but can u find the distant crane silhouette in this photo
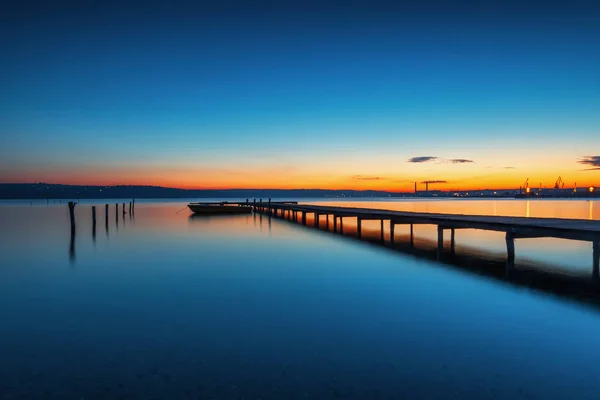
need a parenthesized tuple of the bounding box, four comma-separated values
(520, 178, 529, 194)
(554, 176, 565, 189)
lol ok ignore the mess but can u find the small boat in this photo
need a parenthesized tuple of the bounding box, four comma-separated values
(188, 202, 252, 215)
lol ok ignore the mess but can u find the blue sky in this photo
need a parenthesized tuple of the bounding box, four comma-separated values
(1, 1, 599, 189)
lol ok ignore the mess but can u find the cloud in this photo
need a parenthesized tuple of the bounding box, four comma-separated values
(408, 156, 438, 163)
(504, 166, 516, 169)
(581, 167, 600, 171)
(579, 156, 600, 169)
(421, 180, 448, 184)
(350, 175, 382, 181)
(450, 159, 474, 164)
(407, 156, 474, 164)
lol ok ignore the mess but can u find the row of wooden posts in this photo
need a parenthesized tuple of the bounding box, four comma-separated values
(68, 200, 135, 235)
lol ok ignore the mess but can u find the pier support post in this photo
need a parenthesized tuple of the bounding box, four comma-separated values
(593, 241, 599, 279)
(132, 199, 135, 213)
(380, 219, 384, 243)
(357, 217, 362, 238)
(105, 204, 109, 229)
(302, 211, 307, 225)
(506, 231, 515, 272)
(340, 217, 344, 234)
(68, 201, 76, 235)
(390, 221, 395, 245)
(437, 226, 444, 259)
(333, 215, 337, 232)
(410, 224, 414, 247)
(115, 203, 118, 225)
(129, 202, 132, 214)
(314, 213, 319, 228)
(122, 202, 126, 215)
(450, 228, 456, 254)
(326, 214, 329, 229)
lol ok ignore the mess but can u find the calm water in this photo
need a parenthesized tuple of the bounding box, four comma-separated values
(1, 199, 600, 399)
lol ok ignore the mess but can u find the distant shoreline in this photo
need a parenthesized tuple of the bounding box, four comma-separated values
(1, 183, 597, 200)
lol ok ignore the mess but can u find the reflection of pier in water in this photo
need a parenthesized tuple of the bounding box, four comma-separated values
(265, 211, 600, 310)
(187, 210, 600, 310)
(191, 202, 600, 310)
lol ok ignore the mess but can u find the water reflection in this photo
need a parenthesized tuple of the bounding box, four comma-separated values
(3, 201, 600, 399)
(69, 229, 75, 263)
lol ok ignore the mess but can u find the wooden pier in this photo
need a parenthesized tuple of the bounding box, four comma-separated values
(249, 202, 600, 276)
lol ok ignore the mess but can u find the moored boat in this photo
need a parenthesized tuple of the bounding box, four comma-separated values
(188, 203, 252, 215)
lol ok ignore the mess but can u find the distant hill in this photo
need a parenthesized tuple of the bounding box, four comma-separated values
(0, 183, 400, 200)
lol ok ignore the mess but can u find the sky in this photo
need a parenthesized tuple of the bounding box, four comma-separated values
(1, 0, 599, 191)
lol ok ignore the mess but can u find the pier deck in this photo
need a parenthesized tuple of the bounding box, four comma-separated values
(251, 201, 600, 276)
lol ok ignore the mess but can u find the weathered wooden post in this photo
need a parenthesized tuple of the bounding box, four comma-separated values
(380, 219, 384, 243)
(253, 199, 256, 212)
(314, 213, 319, 228)
(593, 241, 599, 279)
(92, 206, 96, 240)
(268, 198, 272, 216)
(333, 215, 337, 232)
(115, 203, 118, 225)
(390, 221, 395, 245)
(122, 202, 126, 215)
(357, 217, 362, 238)
(410, 224, 414, 247)
(302, 211, 307, 225)
(132, 199, 135, 213)
(68, 201, 76, 234)
(326, 214, 329, 229)
(129, 201, 132, 214)
(340, 217, 344, 234)
(450, 228, 456, 254)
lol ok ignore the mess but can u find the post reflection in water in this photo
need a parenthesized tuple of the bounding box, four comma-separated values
(591, 201, 594, 220)
(526, 200, 530, 218)
(69, 229, 75, 264)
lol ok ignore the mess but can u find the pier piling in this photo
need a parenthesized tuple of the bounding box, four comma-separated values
(357, 218, 362, 238)
(68, 201, 76, 234)
(92, 206, 96, 238)
(506, 232, 516, 270)
(437, 226, 444, 259)
(390, 221, 395, 245)
(593, 241, 599, 278)
(380, 219, 384, 243)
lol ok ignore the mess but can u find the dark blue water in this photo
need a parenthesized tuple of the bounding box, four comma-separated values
(1, 202, 600, 399)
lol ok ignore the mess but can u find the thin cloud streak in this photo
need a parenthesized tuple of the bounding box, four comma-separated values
(579, 156, 600, 169)
(408, 156, 474, 164)
(350, 175, 382, 181)
(408, 156, 438, 163)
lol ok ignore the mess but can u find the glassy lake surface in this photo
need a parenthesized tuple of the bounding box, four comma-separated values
(1, 199, 600, 399)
